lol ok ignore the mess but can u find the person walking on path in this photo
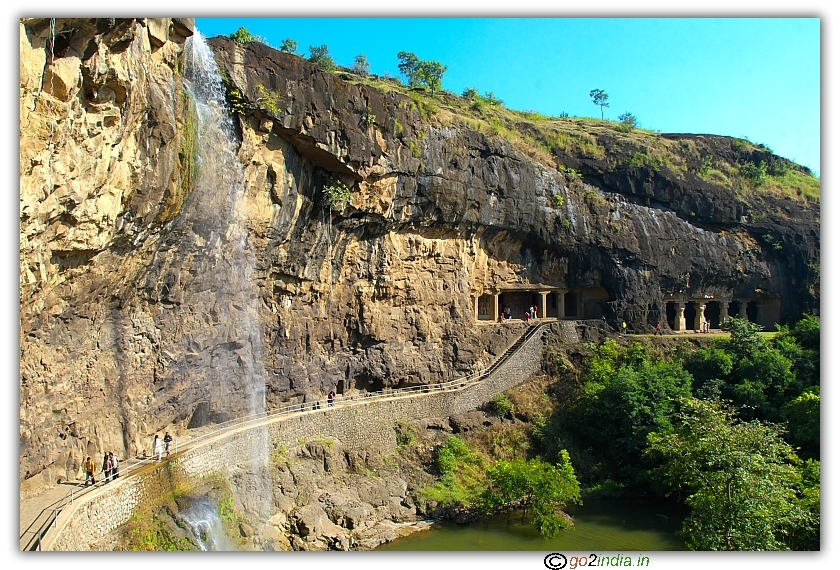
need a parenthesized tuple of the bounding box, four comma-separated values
(656, 322, 662, 336)
(102, 451, 111, 483)
(109, 452, 120, 479)
(622, 321, 627, 335)
(163, 432, 173, 457)
(84, 457, 96, 486)
(154, 435, 163, 461)
(328, 390, 335, 407)
(102, 453, 113, 483)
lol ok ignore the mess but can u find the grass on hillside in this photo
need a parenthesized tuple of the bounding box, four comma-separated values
(239, 50, 819, 204)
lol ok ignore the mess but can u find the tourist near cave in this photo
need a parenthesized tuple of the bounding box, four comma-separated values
(20, 18, 819, 552)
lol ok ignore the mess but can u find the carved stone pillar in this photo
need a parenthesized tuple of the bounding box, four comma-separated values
(540, 291, 548, 320)
(738, 300, 749, 320)
(675, 302, 685, 332)
(695, 303, 706, 331)
(493, 294, 499, 322)
(558, 291, 566, 319)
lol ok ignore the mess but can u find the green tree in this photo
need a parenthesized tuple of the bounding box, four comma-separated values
(785, 387, 819, 459)
(560, 340, 692, 486)
(229, 26, 255, 44)
(647, 398, 811, 550)
(482, 452, 581, 538)
(352, 54, 371, 76)
(589, 89, 609, 119)
(308, 45, 336, 72)
(617, 112, 638, 132)
(397, 52, 448, 94)
(462, 87, 479, 99)
(397, 51, 421, 86)
(416, 60, 448, 95)
(280, 38, 299, 55)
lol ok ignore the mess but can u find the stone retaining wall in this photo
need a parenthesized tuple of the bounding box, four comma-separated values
(44, 322, 559, 550)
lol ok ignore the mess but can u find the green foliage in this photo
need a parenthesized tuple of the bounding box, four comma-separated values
(462, 87, 479, 99)
(553, 195, 565, 208)
(229, 26, 255, 44)
(398, 52, 448, 95)
(418, 436, 486, 509)
(491, 393, 515, 419)
(481, 452, 581, 538)
(740, 160, 768, 187)
(280, 38, 299, 55)
(785, 387, 819, 459)
(722, 316, 765, 356)
(394, 420, 416, 451)
(560, 340, 693, 486)
(557, 164, 583, 178)
(699, 155, 714, 177)
(617, 112, 638, 132)
(589, 88, 609, 119)
(361, 106, 376, 128)
(626, 152, 665, 170)
(308, 45, 336, 72)
(792, 314, 820, 351)
(322, 180, 353, 210)
(647, 398, 813, 550)
(352, 53, 371, 76)
(254, 84, 283, 115)
(416, 60, 448, 95)
(128, 520, 196, 551)
(396, 51, 421, 86)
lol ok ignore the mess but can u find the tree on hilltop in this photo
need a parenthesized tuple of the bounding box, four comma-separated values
(308, 45, 336, 72)
(397, 52, 448, 95)
(280, 38, 299, 55)
(590, 89, 609, 119)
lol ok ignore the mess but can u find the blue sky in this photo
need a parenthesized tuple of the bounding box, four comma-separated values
(195, 17, 821, 176)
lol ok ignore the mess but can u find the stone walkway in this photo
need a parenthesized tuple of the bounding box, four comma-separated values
(19, 457, 145, 550)
(24, 324, 547, 551)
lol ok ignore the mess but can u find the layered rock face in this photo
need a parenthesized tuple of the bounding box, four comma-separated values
(19, 23, 819, 491)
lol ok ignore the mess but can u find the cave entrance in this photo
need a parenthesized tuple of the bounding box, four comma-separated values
(564, 292, 579, 318)
(336, 379, 345, 395)
(666, 302, 677, 330)
(747, 301, 760, 324)
(546, 292, 560, 318)
(704, 302, 722, 329)
(354, 374, 383, 393)
(684, 302, 698, 331)
(581, 287, 610, 319)
(728, 300, 740, 320)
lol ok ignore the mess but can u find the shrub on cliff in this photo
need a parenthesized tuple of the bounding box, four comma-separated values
(229, 26, 255, 44)
(309, 45, 336, 72)
(280, 38, 299, 55)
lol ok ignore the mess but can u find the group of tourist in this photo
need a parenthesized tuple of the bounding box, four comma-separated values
(498, 305, 541, 323)
(83, 451, 120, 486)
(153, 432, 174, 461)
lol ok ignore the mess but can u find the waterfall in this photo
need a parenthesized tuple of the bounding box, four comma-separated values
(146, 30, 272, 525)
(179, 497, 236, 551)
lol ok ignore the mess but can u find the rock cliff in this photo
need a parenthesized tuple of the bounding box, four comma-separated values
(19, 21, 819, 491)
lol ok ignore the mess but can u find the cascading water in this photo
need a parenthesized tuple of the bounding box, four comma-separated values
(179, 497, 236, 551)
(145, 30, 273, 530)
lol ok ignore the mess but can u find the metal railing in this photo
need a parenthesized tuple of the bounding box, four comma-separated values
(25, 322, 547, 551)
